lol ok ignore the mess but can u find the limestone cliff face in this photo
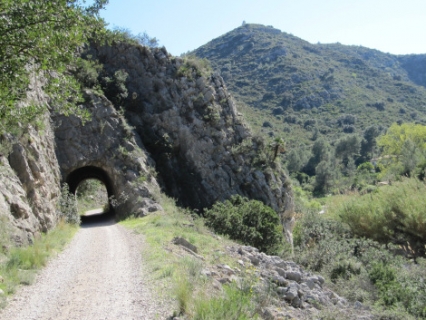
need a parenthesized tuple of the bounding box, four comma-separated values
(0, 121, 60, 245)
(92, 43, 294, 229)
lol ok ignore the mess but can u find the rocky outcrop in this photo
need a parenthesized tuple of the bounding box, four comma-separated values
(0, 118, 61, 246)
(91, 43, 294, 232)
(199, 245, 373, 319)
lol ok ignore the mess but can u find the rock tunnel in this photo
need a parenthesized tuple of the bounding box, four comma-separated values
(66, 166, 116, 220)
(52, 59, 292, 226)
(53, 92, 164, 221)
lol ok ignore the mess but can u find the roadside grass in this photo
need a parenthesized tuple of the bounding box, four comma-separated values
(120, 194, 261, 319)
(120, 195, 236, 269)
(0, 220, 78, 307)
(193, 284, 255, 320)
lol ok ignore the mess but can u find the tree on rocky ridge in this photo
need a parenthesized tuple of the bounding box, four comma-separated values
(270, 137, 285, 161)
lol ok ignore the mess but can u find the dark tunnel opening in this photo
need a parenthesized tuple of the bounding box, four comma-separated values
(66, 166, 116, 224)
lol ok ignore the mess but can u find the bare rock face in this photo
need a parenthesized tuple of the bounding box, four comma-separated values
(92, 43, 294, 233)
(0, 72, 62, 245)
(53, 91, 162, 218)
(1, 118, 61, 245)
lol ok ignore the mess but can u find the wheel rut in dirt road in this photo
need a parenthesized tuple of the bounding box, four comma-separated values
(0, 219, 170, 320)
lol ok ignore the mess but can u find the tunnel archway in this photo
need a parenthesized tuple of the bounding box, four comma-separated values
(66, 166, 116, 221)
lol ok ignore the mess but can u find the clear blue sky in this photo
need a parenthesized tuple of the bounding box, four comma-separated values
(100, 0, 426, 56)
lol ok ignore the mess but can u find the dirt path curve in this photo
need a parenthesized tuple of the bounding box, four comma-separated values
(0, 219, 170, 320)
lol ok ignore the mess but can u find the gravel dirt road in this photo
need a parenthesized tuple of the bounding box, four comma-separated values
(0, 218, 170, 320)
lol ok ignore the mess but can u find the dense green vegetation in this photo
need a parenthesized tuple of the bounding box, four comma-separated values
(377, 122, 426, 179)
(337, 178, 426, 257)
(58, 183, 80, 225)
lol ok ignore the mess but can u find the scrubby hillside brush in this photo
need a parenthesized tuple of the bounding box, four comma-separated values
(291, 178, 426, 318)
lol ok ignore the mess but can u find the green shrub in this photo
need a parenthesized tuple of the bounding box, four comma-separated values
(293, 210, 351, 250)
(72, 56, 103, 89)
(109, 27, 159, 48)
(58, 183, 80, 225)
(0, 215, 11, 254)
(101, 69, 129, 106)
(367, 261, 426, 317)
(369, 262, 400, 306)
(330, 258, 362, 282)
(0, 0, 105, 135)
(204, 195, 283, 254)
(399, 259, 426, 317)
(177, 56, 212, 78)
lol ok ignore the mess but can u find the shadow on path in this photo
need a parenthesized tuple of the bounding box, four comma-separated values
(80, 210, 116, 228)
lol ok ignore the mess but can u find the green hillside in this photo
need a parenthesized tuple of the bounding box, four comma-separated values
(193, 23, 426, 148)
